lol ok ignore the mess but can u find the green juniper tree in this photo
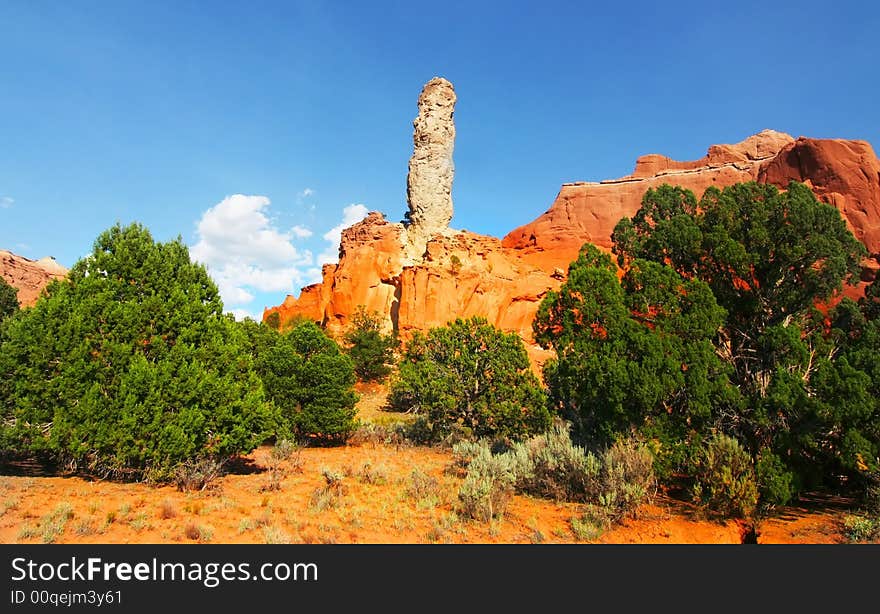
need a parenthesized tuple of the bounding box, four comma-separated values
(389, 317, 551, 442)
(343, 306, 396, 382)
(536, 181, 874, 510)
(0, 277, 19, 322)
(242, 319, 358, 444)
(0, 223, 274, 479)
(533, 244, 735, 477)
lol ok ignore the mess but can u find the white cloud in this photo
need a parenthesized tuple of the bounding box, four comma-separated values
(299, 188, 315, 198)
(319, 204, 370, 264)
(228, 308, 261, 322)
(290, 225, 313, 239)
(0, 196, 13, 209)
(191, 194, 314, 307)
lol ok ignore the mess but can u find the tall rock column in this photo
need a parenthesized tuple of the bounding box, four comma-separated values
(405, 77, 456, 253)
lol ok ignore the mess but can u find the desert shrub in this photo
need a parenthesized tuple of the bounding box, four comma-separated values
(343, 306, 396, 382)
(692, 434, 758, 518)
(349, 423, 391, 447)
(842, 515, 879, 543)
(508, 422, 601, 501)
(310, 468, 348, 511)
(74, 519, 98, 536)
(570, 505, 613, 541)
(263, 526, 292, 544)
(266, 439, 303, 478)
(455, 447, 517, 521)
(158, 500, 177, 520)
(453, 425, 654, 521)
(406, 468, 441, 507)
(174, 458, 225, 492)
(260, 466, 283, 492)
(451, 440, 491, 475)
(389, 317, 551, 443)
(270, 439, 299, 462)
(39, 503, 74, 543)
(357, 461, 388, 485)
(243, 319, 358, 444)
(184, 523, 213, 542)
(0, 224, 273, 480)
(600, 438, 655, 518)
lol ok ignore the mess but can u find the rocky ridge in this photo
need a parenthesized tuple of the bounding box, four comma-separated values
(265, 84, 880, 364)
(0, 250, 68, 307)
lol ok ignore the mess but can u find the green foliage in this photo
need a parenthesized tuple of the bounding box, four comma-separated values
(842, 514, 879, 543)
(506, 421, 602, 502)
(692, 434, 758, 518)
(264, 311, 281, 331)
(0, 223, 273, 480)
(613, 181, 865, 325)
(389, 317, 551, 443)
(755, 451, 795, 507)
(455, 446, 517, 521)
(242, 319, 358, 444)
(533, 244, 734, 475)
(537, 180, 876, 513)
(612, 181, 868, 481)
(343, 306, 396, 382)
(0, 277, 19, 322)
(600, 438, 656, 516)
(454, 423, 654, 522)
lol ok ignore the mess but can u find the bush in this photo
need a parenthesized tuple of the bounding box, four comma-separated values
(389, 317, 551, 443)
(453, 424, 655, 522)
(174, 458, 225, 492)
(571, 505, 613, 541)
(0, 224, 273, 480)
(243, 320, 358, 444)
(0, 277, 18, 322)
(755, 451, 795, 507)
(455, 446, 517, 521)
(451, 440, 491, 476)
(842, 515, 879, 543)
(692, 434, 758, 518)
(600, 438, 656, 518)
(507, 422, 601, 501)
(537, 181, 875, 507)
(405, 468, 441, 507)
(310, 468, 348, 511)
(344, 306, 396, 382)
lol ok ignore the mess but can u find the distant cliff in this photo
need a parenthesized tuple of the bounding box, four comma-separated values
(265, 81, 880, 367)
(0, 249, 68, 307)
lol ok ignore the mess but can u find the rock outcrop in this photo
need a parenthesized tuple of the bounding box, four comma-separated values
(266, 108, 880, 367)
(0, 249, 68, 307)
(404, 77, 456, 257)
(504, 129, 880, 273)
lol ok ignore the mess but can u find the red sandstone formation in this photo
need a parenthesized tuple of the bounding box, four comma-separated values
(265, 129, 880, 365)
(0, 249, 68, 307)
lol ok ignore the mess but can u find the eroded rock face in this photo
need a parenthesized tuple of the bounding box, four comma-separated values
(266, 127, 880, 369)
(405, 77, 456, 255)
(0, 249, 68, 307)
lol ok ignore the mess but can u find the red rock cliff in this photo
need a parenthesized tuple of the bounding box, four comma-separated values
(265, 129, 880, 363)
(0, 249, 68, 307)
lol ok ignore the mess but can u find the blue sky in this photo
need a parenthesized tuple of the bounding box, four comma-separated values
(2, 1, 878, 319)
